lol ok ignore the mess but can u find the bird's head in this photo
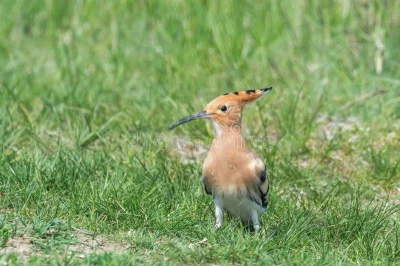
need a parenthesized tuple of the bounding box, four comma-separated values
(168, 88, 272, 133)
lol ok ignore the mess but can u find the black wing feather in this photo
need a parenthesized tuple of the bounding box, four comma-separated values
(258, 166, 269, 208)
(201, 176, 212, 195)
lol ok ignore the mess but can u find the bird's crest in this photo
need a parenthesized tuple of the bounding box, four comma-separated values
(217, 87, 272, 104)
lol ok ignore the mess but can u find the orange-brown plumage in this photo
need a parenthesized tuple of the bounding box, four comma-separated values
(168, 87, 272, 232)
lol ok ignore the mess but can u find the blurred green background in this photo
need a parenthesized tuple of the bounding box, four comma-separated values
(0, 0, 399, 264)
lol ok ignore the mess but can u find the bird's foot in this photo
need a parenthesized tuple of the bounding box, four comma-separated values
(213, 222, 222, 232)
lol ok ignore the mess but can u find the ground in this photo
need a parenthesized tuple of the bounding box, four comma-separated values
(0, 1, 399, 265)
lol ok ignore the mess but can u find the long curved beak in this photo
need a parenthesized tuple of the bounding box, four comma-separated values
(168, 110, 211, 130)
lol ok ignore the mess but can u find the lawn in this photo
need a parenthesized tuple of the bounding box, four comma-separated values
(0, 0, 399, 265)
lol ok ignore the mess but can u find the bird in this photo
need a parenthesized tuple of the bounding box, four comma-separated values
(168, 88, 272, 232)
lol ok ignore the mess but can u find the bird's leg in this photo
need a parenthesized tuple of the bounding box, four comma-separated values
(250, 210, 260, 233)
(214, 199, 224, 230)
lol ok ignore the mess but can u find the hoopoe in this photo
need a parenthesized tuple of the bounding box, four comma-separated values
(168, 88, 272, 232)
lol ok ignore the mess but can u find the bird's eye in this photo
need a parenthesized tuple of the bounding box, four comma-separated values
(220, 105, 228, 112)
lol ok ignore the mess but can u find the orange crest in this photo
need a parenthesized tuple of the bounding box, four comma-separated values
(212, 87, 272, 106)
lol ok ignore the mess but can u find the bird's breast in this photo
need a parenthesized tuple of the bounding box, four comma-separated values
(202, 152, 258, 193)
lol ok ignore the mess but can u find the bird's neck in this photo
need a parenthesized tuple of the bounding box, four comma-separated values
(211, 121, 249, 152)
(212, 120, 243, 137)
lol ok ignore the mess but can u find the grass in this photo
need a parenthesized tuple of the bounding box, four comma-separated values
(0, 0, 399, 265)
